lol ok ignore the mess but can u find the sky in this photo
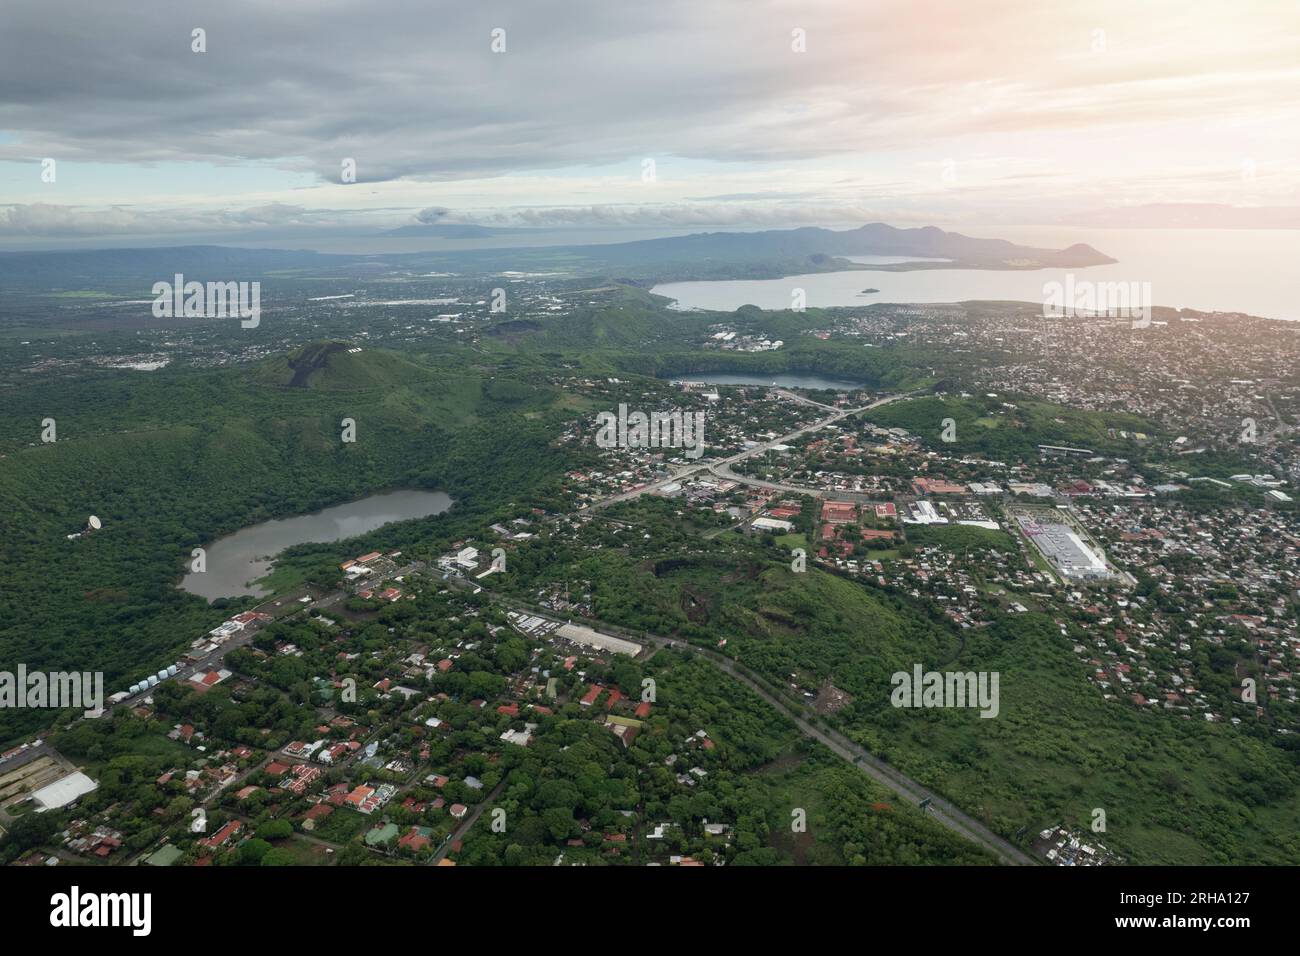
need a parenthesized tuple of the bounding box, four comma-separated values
(0, 0, 1298, 249)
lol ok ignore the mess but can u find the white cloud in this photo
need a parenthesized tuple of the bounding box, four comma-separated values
(0, 0, 1297, 242)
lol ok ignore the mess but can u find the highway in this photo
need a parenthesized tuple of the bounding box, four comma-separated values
(582, 391, 910, 511)
(449, 582, 1036, 866)
(707, 462, 885, 503)
(21, 384, 1026, 865)
(657, 636, 1036, 866)
(442, 387, 1053, 862)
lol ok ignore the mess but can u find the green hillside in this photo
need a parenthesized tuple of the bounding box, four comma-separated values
(862, 394, 1160, 460)
(714, 571, 1300, 864)
(250, 341, 433, 390)
(492, 515, 1300, 865)
(0, 347, 572, 744)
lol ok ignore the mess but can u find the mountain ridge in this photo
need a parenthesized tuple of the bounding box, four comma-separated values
(0, 222, 1115, 284)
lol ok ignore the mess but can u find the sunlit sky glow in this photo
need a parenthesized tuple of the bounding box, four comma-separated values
(0, 0, 1297, 246)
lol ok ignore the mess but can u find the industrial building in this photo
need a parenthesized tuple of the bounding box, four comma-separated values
(31, 770, 98, 812)
(556, 622, 642, 657)
(903, 500, 948, 525)
(1016, 516, 1110, 579)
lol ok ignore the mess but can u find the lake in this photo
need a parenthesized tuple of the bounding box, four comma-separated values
(180, 489, 453, 601)
(651, 228, 1300, 321)
(663, 372, 864, 391)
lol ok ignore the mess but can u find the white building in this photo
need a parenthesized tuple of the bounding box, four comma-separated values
(556, 622, 641, 657)
(32, 771, 98, 812)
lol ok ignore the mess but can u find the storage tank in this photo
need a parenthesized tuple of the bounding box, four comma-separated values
(129, 683, 141, 695)
(156, 670, 168, 682)
(146, 675, 159, 687)
(166, 664, 179, 677)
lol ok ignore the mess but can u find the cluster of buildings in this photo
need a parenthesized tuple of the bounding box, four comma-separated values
(1033, 825, 1120, 866)
(1065, 501, 1299, 728)
(341, 549, 403, 583)
(177, 610, 274, 668)
(1012, 510, 1115, 582)
(554, 377, 825, 506)
(702, 326, 783, 352)
(61, 821, 124, 859)
(819, 301, 1299, 464)
(624, 378, 1296, 734)
(345, 782, 398, 815)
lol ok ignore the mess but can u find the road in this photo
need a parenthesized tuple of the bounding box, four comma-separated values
(105, 587, 330, 713)
(23, 385, 1009, 863)
(0, 741, 52, 773)
(451, 581, 1036, 866)
(428, 779, 507, 865)
(435, 384, 1047, 865)
(582, 391, 910, 511)
(708, 462, 885, 503)
(107, 563, 419, 715)
(771, 388, 838, 411)
(651, 637, 1036, 866)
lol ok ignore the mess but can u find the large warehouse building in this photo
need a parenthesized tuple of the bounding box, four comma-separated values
(31, 770, 98, 811)
(1017, 516, 1110, 580)
(556, 623, 642, 657)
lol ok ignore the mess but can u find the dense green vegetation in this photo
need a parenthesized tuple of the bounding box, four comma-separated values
(488, 501, 1300, 864)
(6, 581, 992, 867)
(4, 269, 1295, 868)
(904, 523, 1019, 554)
(0, 345, 572, 743)
(862, 394, 1159, 461)
(458, 652, 994, 866)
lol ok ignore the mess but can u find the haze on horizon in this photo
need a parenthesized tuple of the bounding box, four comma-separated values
(0, 0, 1298, 250)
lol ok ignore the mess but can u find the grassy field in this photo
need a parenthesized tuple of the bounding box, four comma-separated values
(273, 835, 338, 865)
(904, 522, 1020, 554)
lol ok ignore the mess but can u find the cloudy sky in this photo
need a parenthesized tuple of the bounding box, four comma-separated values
(1, 0, 1297, 248)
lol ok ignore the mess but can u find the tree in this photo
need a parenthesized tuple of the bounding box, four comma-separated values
(239, 838, 273, 865)
(258, 819, 293, 840)
(541, 806, 575, 841)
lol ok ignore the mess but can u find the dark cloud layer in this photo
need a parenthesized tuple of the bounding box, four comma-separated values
(2, 0, 900, 180)
(9, 0, 1279, 182)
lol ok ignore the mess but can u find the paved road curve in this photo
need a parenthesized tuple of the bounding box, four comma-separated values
(456, 583, 1036, 866)
(655, 637, 1037, 866)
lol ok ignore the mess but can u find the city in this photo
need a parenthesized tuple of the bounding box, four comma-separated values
(1, 0, 1293, 938)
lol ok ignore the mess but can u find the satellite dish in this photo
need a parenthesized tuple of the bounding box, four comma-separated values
(88, 515, 102, 530)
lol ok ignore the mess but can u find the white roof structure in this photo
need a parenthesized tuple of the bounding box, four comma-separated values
(32, 771, 98, 811)
(904, 500, 948, 525)
(556, 622, 641, 657)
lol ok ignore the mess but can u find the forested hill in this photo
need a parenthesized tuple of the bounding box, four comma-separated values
(0, 223, 1115, 287)
(0, 346, 576, 745)
(249, 342, 432, 390)
(568, 222, 1115, 269)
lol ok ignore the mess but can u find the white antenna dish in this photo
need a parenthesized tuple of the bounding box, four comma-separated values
(88, 515, 102, 530)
